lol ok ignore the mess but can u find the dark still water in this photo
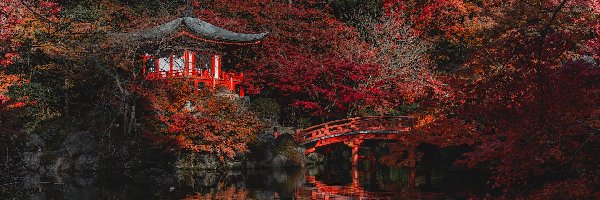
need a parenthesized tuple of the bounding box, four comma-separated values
(7, 163, 486, 199)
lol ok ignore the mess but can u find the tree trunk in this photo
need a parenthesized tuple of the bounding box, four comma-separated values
(408, 148, 416, 190)
(64, 78, 69, 117)
(128, 104, 136, 135)
(122, 100, 129, 135)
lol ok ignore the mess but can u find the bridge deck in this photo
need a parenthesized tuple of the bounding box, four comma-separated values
(295, 116, 413, 152)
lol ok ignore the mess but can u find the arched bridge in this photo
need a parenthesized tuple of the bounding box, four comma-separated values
(295, 116, 413, 166)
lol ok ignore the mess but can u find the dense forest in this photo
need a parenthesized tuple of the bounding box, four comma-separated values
(1, 0, 598, 199)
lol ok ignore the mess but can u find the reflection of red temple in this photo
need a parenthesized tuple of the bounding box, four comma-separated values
(122, 1, 267, 96)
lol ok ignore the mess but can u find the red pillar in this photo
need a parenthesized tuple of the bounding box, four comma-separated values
(228, 76, 233, 91)
(184, 50, 189, 76)
(169, 54, 174, 77)
(217, 54, 221, 79)
(351, 166, 360, 190)
(212, 54, 221, 79)
(239, 72, 244, 96)
(346, 139, 363, 167)
(141, 54, 147, 78)
(155, 59, 160, 79)
(191, 51, 196, 76)
(352, 144, 359, 167)
(211, 54, 221, 88)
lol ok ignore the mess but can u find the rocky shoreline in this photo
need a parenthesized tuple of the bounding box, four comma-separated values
(9, 128, 326, 179)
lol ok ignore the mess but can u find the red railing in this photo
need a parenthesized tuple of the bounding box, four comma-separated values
(295, 116, 412, 144)
(144, 69, 245, 96)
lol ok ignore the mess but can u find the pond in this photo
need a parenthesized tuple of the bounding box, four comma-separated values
(8, 162, 486, 199)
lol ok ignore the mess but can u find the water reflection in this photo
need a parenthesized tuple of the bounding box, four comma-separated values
(298, 167, 396, 199)
(295, 164, 447, 200)
(12, 163, 478, 199)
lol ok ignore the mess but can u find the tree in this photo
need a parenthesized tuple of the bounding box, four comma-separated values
(139, 80, 262, 159)
(376, 0, 599, 198)
(453, 0, 599, 198)
(185, 0, 448, 122)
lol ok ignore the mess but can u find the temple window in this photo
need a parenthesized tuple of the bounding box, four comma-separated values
(195, 52, 212, 74)
(173, 53, 185, 72)
(146, 57, 156, 73)
(158, 57, 170, 73)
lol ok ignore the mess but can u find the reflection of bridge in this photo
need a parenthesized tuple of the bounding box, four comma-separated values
(295, 116, 413, 166)
(294, 168, 445, 200)
(295, 169, 395, 199)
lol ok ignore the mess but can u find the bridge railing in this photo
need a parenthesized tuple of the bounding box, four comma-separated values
(295, 116, 412, 144)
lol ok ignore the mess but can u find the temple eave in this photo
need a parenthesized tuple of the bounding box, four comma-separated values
(122, 17, 268, 45)
(174, 31, 263, 45)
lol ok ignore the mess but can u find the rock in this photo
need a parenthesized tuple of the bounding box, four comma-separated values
(22, 151, 42, 170)
(26, 134, 44, 149)
(226, 161, 243, 169)
(278, 126, 295, 135)
(257, 132, 275, 144)
(175, 153, 219, 170)
(272, 168, 289, 183)
(306, 152, 325, 166)
(51, 157, 70, 176)
(23, 131, 101, 174)
(74, 154, 97, 171)
(197, 171, 218, 187)
(62, 132, 96, 158)
(58, 131, 98, 172)
(256, 149, 274, 167)
(270, 154, 288, 168)
(245, 161, 256, 169)
(72, 173, 96, 187)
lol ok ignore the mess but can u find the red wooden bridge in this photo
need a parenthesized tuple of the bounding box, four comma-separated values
(295, 116, 413, 166)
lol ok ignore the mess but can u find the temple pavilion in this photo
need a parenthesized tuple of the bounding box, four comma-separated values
(121, 1, 267, 96)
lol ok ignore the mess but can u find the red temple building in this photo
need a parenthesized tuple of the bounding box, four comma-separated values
(121, 2, 267, 96)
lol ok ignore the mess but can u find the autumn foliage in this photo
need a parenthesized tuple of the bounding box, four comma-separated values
(455, 1, 599, 197)
(380, 0, 599, 198)
(1, 0, 599, 198)
(138, 81, 261, 159)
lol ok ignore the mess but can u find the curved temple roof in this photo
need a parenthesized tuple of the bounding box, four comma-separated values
(123, 17, 268, 44)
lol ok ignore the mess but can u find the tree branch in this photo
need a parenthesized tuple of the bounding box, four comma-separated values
(540, 0, 569, 37)
(18, 0, 58, 24)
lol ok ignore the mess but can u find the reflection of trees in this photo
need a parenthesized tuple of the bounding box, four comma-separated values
(177, 170, 220, 188)
(179, 172, 250, 199)
(176, 169, 307, 199)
